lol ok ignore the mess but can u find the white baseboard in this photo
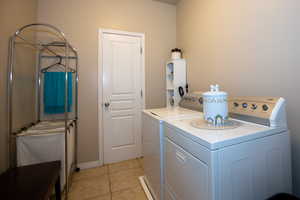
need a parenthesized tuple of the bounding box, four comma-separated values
(139, 176, 154, 200)
(77, 160, 102, 170)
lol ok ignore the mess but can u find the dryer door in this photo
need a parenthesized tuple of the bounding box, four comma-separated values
(164, 137, 209, 200)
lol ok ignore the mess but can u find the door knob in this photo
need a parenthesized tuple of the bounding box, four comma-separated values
(104, 102, 110, 107)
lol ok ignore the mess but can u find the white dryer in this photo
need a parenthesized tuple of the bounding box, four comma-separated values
(163, 97, 292, 200)
(141, 93, 204, 200)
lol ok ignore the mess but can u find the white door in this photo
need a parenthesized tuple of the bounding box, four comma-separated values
(102, 32, 143, 164)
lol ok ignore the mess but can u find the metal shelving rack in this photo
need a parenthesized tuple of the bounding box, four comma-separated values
(7, 23, 79, 199)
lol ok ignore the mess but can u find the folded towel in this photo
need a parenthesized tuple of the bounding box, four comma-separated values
(44, 72, 72, 114)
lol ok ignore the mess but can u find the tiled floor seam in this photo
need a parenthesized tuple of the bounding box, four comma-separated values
(106, 164, 113, 200)
(108, 168, 141, 175)
(108, 172, 113, 200)
(137, 157, 142, 168)
(138, 157, 143, 169)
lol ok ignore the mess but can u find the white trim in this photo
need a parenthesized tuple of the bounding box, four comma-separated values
(139, 176, 154, 200)
(101, 29, 145, 38)
(77, 160, 102, 170)
(98, 29, 104, 166)
(141, 33, 146, 109)
(98, 28, 146, 165)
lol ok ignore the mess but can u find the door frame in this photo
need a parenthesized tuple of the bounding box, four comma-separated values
(98, 29, 145, 165)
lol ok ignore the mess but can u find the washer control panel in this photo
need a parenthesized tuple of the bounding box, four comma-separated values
(181, 94, 286, 127)
(179, 92, 204, 112)
(229, 97, 279, 119)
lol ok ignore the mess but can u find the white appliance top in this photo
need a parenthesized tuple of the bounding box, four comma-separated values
(143, 107, 201, 121)
(165, 117, 286, 150)
(165, 96, 288, 150)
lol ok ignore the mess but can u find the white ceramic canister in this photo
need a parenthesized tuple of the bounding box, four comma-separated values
(202, 85, 228, 125)
(171, 48, 182, 60)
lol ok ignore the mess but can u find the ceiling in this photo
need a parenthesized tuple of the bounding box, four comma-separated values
(153, 0, 180, 5)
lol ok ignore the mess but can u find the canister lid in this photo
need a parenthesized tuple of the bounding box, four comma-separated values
(171, 48, 182, 52)
(203, 84, 227, 96)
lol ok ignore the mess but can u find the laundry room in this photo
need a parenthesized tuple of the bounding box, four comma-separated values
(0, 0, 300, 199)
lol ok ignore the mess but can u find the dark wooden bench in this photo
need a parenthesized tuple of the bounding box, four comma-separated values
(0, 161, 61, 200)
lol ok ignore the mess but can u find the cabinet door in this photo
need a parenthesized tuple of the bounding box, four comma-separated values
(165, 138, 209, 200)
(218, 132, 292, 200)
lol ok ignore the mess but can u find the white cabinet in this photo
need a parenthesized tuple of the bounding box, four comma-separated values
(166, 59, 186, 107)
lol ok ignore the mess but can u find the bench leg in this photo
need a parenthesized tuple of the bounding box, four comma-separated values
(55, 176, 61, 200)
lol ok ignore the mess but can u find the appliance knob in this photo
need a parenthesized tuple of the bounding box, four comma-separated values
(262, 104, 269, 111)
(234, 102, 239, 107)
(251, 104, 257, 110)
(242, 103, 248, 108)
(198, 97, 203, 104)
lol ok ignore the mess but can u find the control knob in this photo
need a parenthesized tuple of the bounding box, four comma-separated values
(242, 103, 248, 108)
(198, 97, 203, 104)
(262, 104, 269, 111)
(251, 104, 257, 110)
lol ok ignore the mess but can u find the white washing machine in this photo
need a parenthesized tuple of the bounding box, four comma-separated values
(141, 93, 204, 200)
(163, 97, 292, 200)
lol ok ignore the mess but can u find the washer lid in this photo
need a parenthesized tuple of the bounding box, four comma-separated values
(143, 107, 201, 120)
(165, 116, 287, 150)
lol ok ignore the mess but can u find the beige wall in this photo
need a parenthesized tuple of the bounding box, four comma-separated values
(0, 0, 38, 173)
(177, 0, 300, 195)
(37, 0, 176, 163)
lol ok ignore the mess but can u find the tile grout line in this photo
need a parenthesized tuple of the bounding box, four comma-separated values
(138, 157, 143, 169)
(107, 164, 113, 200)
(137, 158, 142, 168)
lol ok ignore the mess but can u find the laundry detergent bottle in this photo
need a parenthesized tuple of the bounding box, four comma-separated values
(203, 85, 228, 126)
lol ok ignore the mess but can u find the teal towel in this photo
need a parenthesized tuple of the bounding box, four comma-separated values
(44, 72, 73, 114)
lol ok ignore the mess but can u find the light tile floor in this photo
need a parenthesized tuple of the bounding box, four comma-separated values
(68, 158, 147, 200)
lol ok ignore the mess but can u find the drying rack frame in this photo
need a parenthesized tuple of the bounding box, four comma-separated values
(7, 23, 79, 198)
